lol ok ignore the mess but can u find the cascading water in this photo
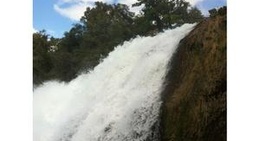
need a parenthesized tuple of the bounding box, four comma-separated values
(33, 24, 196, 141)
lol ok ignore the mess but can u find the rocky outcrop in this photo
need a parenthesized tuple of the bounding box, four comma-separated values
(160, 7, 227, 141)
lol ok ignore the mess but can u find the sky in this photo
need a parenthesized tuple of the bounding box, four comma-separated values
(3, 1, 260, 141)
(33, 0, 227, 38)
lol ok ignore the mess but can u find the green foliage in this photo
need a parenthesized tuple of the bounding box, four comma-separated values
(185, 7, 204, 23)
(218, 6, 227, 16)
(49, 52, 78, 81)
(209, 6, 227, 18)
(33, 1, 206, 86)
(209, 8, 218, 17)
(80, 2, 134, 49)
(78, 2, 137, 73)
(33, 31, 52, 85)
(58, 24, 84, 53)
(132, 0, 203, 32)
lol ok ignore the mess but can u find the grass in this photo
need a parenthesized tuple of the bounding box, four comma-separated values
(160, 11, 226, 141)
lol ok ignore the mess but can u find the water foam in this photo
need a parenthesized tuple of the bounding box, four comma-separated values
(33, 24, 195, 141)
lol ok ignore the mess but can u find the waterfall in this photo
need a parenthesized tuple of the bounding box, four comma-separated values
(33, 23, 195, 141)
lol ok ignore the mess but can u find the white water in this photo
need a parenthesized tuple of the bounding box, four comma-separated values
(33, 24, 195, 141)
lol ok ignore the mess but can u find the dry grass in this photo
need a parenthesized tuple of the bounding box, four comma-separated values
(160, 12, 226, 141)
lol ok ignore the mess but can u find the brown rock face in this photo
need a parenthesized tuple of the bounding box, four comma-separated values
(160, 8, 226, 141)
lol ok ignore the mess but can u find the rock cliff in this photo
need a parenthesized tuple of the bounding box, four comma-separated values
(160, 7, 227, 141)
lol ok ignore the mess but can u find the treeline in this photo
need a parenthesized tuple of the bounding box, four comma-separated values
(33, 0, 204, 86)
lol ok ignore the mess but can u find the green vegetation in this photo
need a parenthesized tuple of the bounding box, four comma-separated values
(33, 2, 227, 141)
(33, 0, 204, 86)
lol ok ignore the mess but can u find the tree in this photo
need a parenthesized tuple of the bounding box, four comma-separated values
(58, 23, 85, 53)
(133, 0, 204, 31)
(80, 2, 134, 50)
(33, 30, 53, 84)
(70, 2, 137, 73)
(185, 7, 204, 23)
(33, 1, 205, 85)
(209, 8, 218, 17)
(49, 52, 78, 82)
(133, 0, 167, 31)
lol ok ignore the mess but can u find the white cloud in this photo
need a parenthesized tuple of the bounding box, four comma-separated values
(33, 28, 38, 33)
(117, 0, 137, 6)
(54, 3, 89, 21)
(117, 0, 143, 15)
(185, 0, 204, 6)
(198, 6, 209, 16)
(118, 0, 206, 15)
(54, 0, 205, 21)
(54, 0, 142, 21)
(117, 0, 204, 7)
(116, 0, 206, 15)
(54, 0, 114, 21)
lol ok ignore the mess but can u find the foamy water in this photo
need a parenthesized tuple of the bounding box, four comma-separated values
(33, 24, 195, 141)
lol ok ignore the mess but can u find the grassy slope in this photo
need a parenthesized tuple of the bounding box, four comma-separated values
(160, 9, 226, 141)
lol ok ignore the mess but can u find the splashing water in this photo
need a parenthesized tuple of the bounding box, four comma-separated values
(33, 24, 195, 141)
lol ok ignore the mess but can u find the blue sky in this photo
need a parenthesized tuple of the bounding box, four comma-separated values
(33, 0, 227, 38)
